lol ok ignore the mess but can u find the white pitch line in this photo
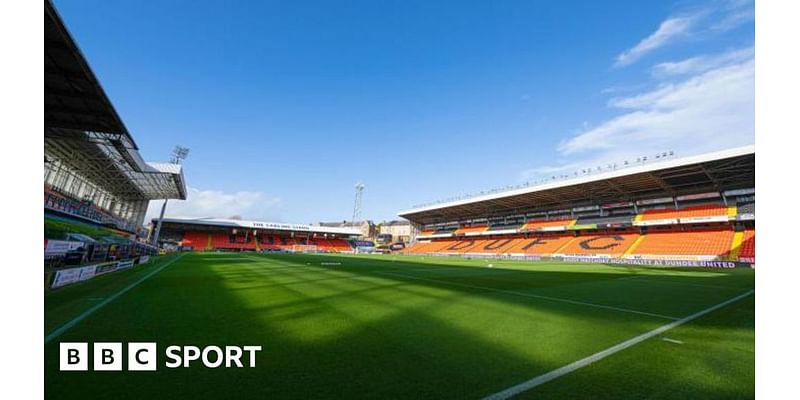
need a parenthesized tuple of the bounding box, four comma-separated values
(374, 271, 680, 321)
(620, 276, 744, 291)
(661, 337, 684, 344)
(45, 254, 186, 345)
(482, 289, 754, 400)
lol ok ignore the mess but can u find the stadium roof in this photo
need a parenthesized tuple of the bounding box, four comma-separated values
(44, 0, 186, 201)
(399, 145, 755, 225)
(157, 217, 363, 236)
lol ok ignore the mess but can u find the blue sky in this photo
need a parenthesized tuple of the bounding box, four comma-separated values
(54, 0, 754, 224)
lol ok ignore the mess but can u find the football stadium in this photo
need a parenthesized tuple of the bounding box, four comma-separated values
(42, 0, 756, 399)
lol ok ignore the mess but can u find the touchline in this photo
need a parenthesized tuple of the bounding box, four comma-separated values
(60, 342, 262, 371)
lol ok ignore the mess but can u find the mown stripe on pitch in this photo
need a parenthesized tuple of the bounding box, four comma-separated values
(45, 254, 186, 345)
(482, 289, 754, 400)
(374, 271, 681, 321)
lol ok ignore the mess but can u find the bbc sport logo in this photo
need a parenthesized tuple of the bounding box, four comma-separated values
(60, 342, 262, 371)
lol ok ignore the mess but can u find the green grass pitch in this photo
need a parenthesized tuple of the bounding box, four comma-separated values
(45, 252, 755, 399)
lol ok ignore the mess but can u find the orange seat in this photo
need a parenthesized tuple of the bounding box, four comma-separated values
(557, 234, 638, 256)
(454, 225, 488, 235)
(631, 229, 733, 257)
(639, 205, 728, 221)
(405, 229, 738, 259)
(738, 229, 755, 259)
(505, 236, 574, 254)
(521, 219, 574, 230)
(182, 231, 209, 249)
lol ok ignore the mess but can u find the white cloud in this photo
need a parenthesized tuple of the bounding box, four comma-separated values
(557, 57, 753, 159)
(652, 46, 753, 77)
(710, 0, 754, 32)
(614, 15, 697, 67)
(614, 1, 753, 68)
(145, 187, 282, 223)
(518, 3, 754, 184)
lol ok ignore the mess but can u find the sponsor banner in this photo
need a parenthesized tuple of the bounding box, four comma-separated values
(555, 256, 739, 268)
(723, 188, 755, 196)
(572, 205, 599, 212)
(116, 260, 135, 270)
(460, 253, 542, 261)
(636, 197, 673, 206)
(676, 192, 720, 201)
(559, 254, 612, 259)
(51, 261, 119, 288)
(601, 201, 633, 209)
(249, 222, 312, 231)
(625, 254, 718, 261)
(739, 257, 755, 263)
(404, 252, 751, 268)
(737, 213, 755, 221)
(567, 224, 597, 230)
(45, 240, 84, 256)
(463, 253, 499, 259)
(597, 222, 633, 229)
(78, 265, 97, 281)
(95, 262, 119, 275)
(505, 255, 542, 261)
(545, 209, 571, 216)
(52, 267, 82, 288)
(138, 255, 150, 264)
(478, 229, 518, 236)
(634, 219, 678, 226)
(505, 253, 542, 261)
(679, 216, 729, 223)
(539, 226, 568, 232)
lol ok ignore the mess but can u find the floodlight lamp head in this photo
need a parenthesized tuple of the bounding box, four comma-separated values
(170, 145, 191, 164)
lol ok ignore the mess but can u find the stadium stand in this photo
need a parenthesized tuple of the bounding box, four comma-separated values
(637, 204, 730, 221)
(405, 235, 596, 256)
(182, 231, 210, 250)
(738, 202, 755, 215)
(434, 227, 459, 235)
(629, 229, 734, 257)
(44, 0, 185, 285)
(574, 214, 634, 226)
(154, 218, 360, 253)
(400, 147, 755, 265)
(403, 229, 739, 259)
(558, 233, 640, 256)
(521, 218, 575, 230)
(738, 229, 755, 259)
(505, 235, 575, 254)
(454, 225, 489, 235)
(487, 222, 523, 231)
(475, 237, 518, 252)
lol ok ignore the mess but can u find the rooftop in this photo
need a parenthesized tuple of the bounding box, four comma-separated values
(399, 145, 754, 225)
(44, 0, 186, 201)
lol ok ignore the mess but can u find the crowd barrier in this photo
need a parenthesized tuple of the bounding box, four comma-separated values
(50, 255, 154, 289)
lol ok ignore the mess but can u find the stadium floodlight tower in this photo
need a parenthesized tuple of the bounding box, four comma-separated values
(352, 182, 365, 224)
(151, 145, 190, 246)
